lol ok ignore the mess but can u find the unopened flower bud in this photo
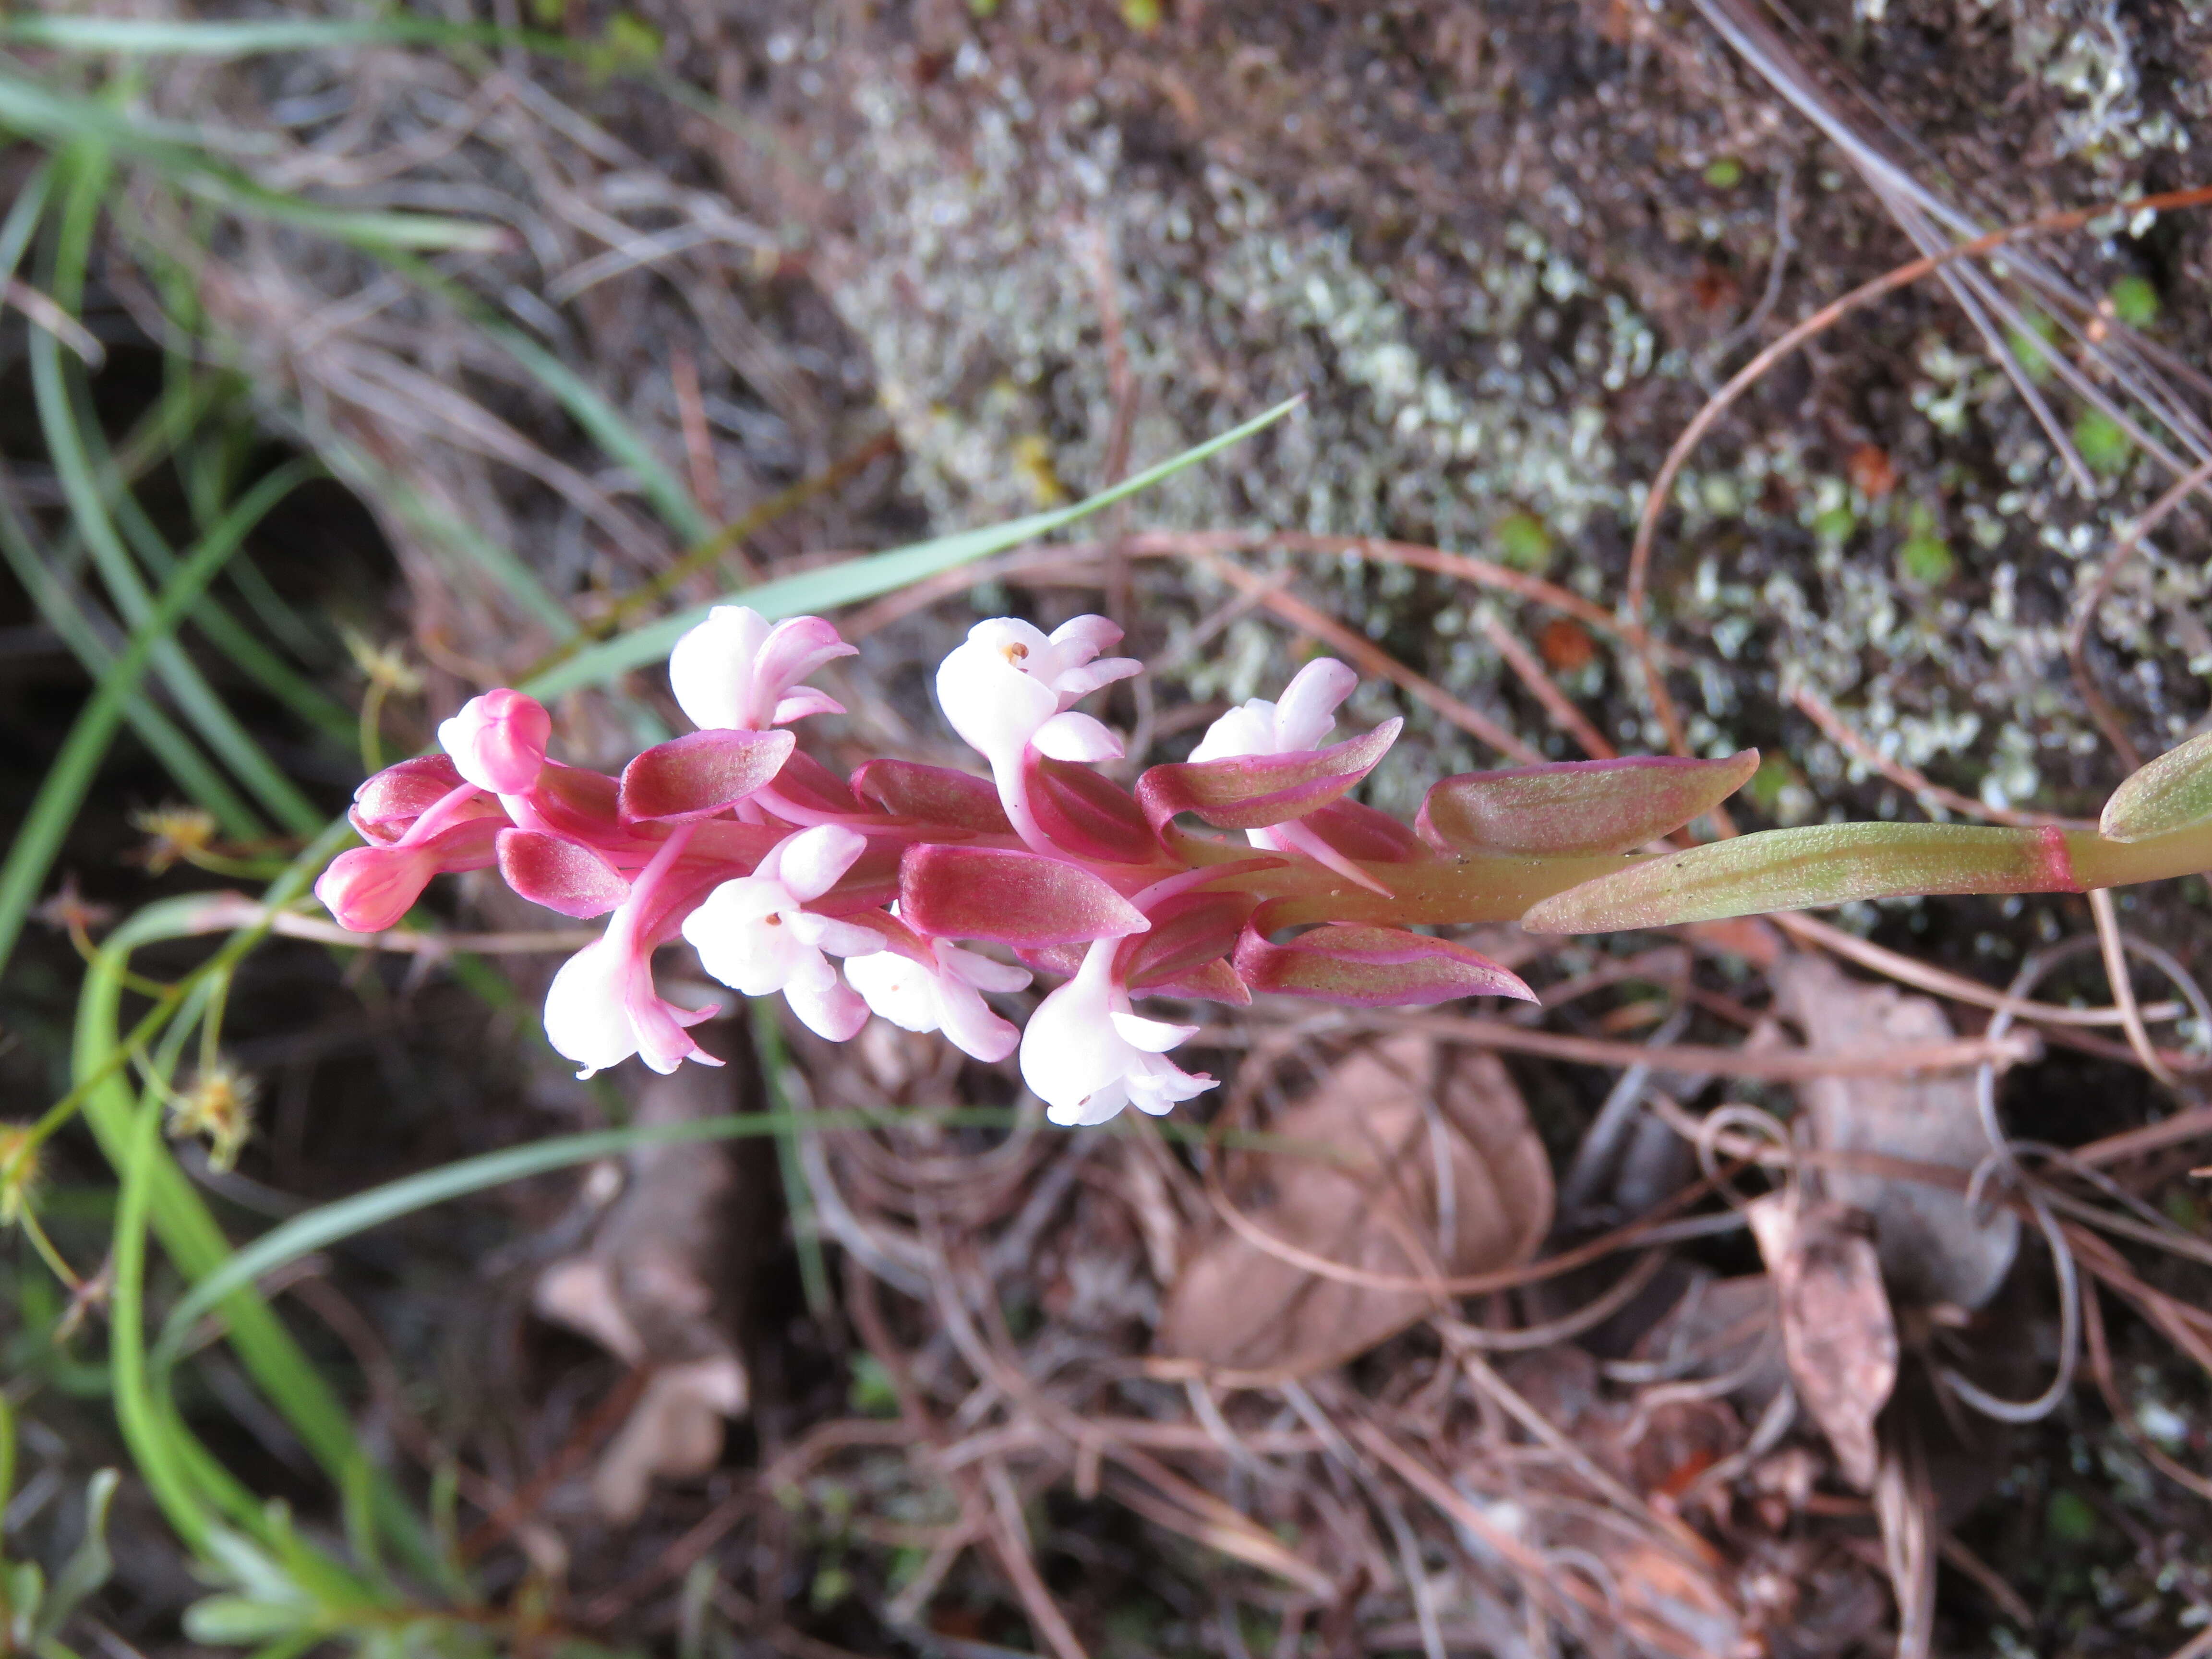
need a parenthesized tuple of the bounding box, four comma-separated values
(438, 689, 553, 794)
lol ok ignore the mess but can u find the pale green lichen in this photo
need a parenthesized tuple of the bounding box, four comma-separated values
(818, 21, 2202, 830)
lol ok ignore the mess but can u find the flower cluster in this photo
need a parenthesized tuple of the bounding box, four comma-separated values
(319, 608, 1767, 1126)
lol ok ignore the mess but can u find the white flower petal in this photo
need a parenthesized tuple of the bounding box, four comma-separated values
(668, 605, 772, 731)
(543, 940, 639, 1077)
(1126, 1056, 1215, 1116)
(788, 913, 888, 958)
(1033, 710, 1125, 763)
(1109, 1009, 1200, 1053)
(1045, 614, 1123, 661)
(777, 824, 868, 903)
(785, 958, 870, 1041)
(845, 950, 941, 1033)
(936, 635, 1059, 765)
(683, 877, 805, 995)
(942, 943, 1032, 995)
(1045, 1075, 1131, 1127)
(1049, 656, 1142, 704)
(1187, 700, 1277, 763)
(1273, 658, 1358, 752)
(935, 976, 1021, 1062)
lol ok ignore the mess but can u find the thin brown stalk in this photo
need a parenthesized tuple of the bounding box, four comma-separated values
(2090, 887, 2182, 1088)
(1790, 683, 2087, 829)
(1480, 613, 1615, 759)
(1625, 182, 2212, 758)
(2066, 453, 2212, 771)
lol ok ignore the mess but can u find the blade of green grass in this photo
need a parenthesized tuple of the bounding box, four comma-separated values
(523, 395, 1305, 702)
(74, 858, 441, 1580)
(0, 459, 313, 975)
(374, 248, 709, 545)
(38, 149, 322, 835)
(0, 65, 505, 253)
(156, 1105, 1023, 1363)
(749, 1003, 830, 1321)
(101, 453, 355, 745)
(0, 16, 567, 56)
(0, 482, 262, 837)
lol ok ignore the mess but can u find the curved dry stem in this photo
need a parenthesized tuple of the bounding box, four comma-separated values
(2066, 453, 2212, 773)
(2089, 887, 2184, 1089)
(1623, 182, 2212, 759)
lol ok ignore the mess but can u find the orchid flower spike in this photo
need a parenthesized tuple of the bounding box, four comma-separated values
(438, 689, 553, 795)
(1018, 938, 1215, 1127)
(669, 605, 858, 733)
(682, 825, 883, 1040)
(935, 615, 1141, 848)
(846, 933, 1033, 1062)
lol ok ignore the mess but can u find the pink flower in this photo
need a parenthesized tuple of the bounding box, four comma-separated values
(543, 935, 721, 1078)
(317, 773, 505, 931)
(541, 824, 723, 1078)
(437, 689, 553, 794)
(1017, 938, 1214, 1127)
(668, 606, 856, 733)
(1188, 658, 1358, 764)
(845, 934, 1032, 1061)
(681, 826, 883, 1040)
(1182, 658, 1389, 892)
(934, 615, 1141, 852)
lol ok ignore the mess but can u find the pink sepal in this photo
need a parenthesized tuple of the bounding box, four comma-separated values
(315, 817, 503, 932)
(497, 830, 631, 918)
(620, 728, 796, 823)
(1417, 751, 1758, 856)
(1023, 754, 1160, 865)
(902, 844, 1150, 947)
(1137, 719, 1401, 833)
(1233, 920, 1536, 1007)
(851, 760, 1014, 836)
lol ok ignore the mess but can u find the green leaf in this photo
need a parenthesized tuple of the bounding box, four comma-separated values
(2100, 728, 2212, 842)
(34, 1471, 120, 1648)
(0, 459, 319, 976)
(523, 396, 1303, 702)
(181, 1597, 319, 1647)
(1897, 531, 1955, 586)
(36, 155, 321, 833)
(1493, 510, 1553, 574)
(1522, 820, 2088, 932)
(0, 67, 504, 252)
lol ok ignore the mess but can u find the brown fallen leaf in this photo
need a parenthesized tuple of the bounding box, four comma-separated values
(1155, 1034, 1551, 1378)
(1774, 953, 2019, 1311)
(1745, 1194, 1899, 1493)
(533, 1054, 761, 1523)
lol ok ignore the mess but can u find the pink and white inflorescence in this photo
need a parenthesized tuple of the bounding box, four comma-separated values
(319, 607, 1761, 1126)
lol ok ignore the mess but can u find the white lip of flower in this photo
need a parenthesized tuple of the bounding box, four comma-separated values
(1018, 938, 1215, 1127)
(682, 825, 882, 1040)
(667, 605, 855, 733)
(845, 934, 1033, 1062)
